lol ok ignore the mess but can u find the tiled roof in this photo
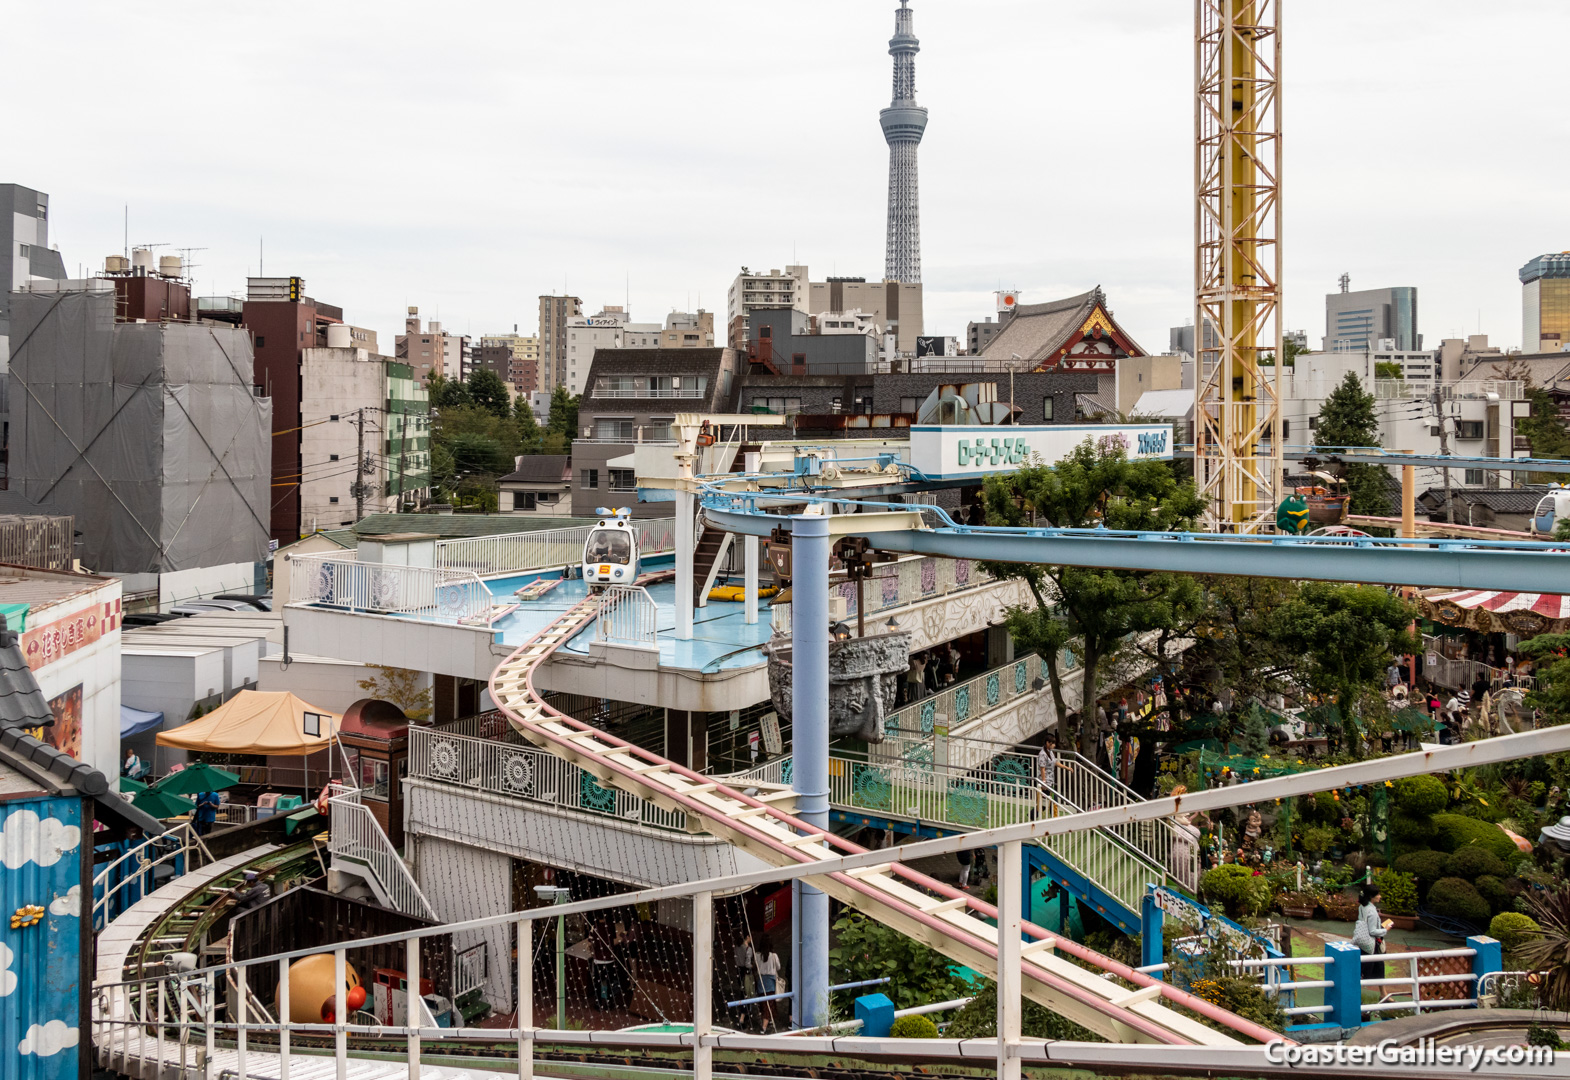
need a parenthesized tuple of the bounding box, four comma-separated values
(352, 513, 595, 538)
(1459, 353, 1570, 386)
(500, 455, 570, 484)
(979, 290, 1100, 363)
(1417, 485, 1552, 515)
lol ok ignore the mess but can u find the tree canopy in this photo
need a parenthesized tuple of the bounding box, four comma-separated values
(467, 367, 512, 419)
(1314, 372, 1390, 515)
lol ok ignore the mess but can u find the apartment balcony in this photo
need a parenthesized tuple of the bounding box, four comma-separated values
(592, 388, 706, 399)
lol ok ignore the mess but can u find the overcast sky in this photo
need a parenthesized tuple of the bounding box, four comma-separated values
(14, 1, 1568, 356)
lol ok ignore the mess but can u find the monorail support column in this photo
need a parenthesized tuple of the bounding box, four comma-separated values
(790, 512, 830, 1030)
(744, 533, 759, 626)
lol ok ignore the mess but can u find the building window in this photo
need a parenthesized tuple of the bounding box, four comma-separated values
(1043, 397, 1054, 422)
(1282, 419, 1290, 440)
(750, 396, 801, 415)
(329, 497, 339, 504)
(595, 418, 634, 440)
(1308, 416, 1317, 431)
(254, 335, 265, 348)
(1456, 420, 1484, 440)
(329, 454, 339, 461)
(900, 397, 921, 414)
(514, 491, 537, 511)
(1463, 469, 1484, 485)
(609, 468, 636, 492)
(581, 469, 599, 489)
(303, 712, 325, 737)
(330, 414, 340, 421)
(360, 757, 389, 801)
(17, 244, 28, 258)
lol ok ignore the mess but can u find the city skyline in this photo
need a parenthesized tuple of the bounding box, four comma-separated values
(9, 0, 1568, 356)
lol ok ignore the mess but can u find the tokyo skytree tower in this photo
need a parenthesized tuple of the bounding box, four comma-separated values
(880, 0, 928, 284)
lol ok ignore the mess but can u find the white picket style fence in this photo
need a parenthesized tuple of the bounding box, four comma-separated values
(327, 785, 437, 921)
(595, 585, 659, 648)
(290, 553, 494, 624)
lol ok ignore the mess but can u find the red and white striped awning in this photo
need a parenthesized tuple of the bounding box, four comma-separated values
(1424, 589, 1570, 619)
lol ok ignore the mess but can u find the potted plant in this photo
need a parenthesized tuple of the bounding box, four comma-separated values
(1320, 889, 1359, 922)
(1300, 825, 1336, 861)
(1375, 869, 1419, 930)
(1277, 889, 1321, 919)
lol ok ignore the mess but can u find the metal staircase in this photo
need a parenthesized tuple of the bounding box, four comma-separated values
(327, 785, 438, 921)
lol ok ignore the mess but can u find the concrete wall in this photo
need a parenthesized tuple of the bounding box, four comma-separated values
(121, 646, 226, 772)
(257, 653, 373, 714)
(413, 835, 515, 1013)
(300, 346, 397, 532)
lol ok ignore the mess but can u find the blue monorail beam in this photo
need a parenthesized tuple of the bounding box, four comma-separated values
(699, 490, 1567, 592)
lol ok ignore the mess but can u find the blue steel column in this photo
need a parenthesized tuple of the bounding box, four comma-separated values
(790, 513, 831, 1029)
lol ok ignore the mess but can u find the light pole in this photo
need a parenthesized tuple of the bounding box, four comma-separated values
(534, 885, 570, 1028)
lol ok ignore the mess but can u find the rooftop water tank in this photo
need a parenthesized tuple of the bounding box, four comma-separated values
(105, 255, 129, 273)
(159, 255, 183, 278)
(131, 248, 155, 271)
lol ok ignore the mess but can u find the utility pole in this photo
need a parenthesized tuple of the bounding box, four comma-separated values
(1432, 386, 1455, 524)
(354, 407, 366, 523)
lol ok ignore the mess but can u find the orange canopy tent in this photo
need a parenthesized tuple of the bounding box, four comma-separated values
(156, 690, 341, 755)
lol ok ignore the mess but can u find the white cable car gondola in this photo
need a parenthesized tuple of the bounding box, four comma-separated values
(1531, 485, 1570, 537)
(582, 508, 638, 590)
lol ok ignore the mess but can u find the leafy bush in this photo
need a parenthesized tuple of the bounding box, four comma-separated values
(1374, 869, 1418, 916)
(1431, 814, 1519, 861)
(1393, 850, 1448, 893)
(829, 912, 973, 1011)
(1299, 824, 1337, 854)
(1393, 775, 1449, 816)
(1184, 974, 1286, 1036)
(945, 981, 1102, 1042)
(1489, 911, 1541, 953)
(889, 1014, 939, 1039)
(1392, 814, 1436, 845)
(1475, 875, 1514, 916)
(1445, 847, 1510, 881)
(1199, 864, 1272, 917)
(1426, 877, 1490, 923)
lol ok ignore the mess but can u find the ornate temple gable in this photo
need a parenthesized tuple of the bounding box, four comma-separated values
(1036, 298, 1146, 375)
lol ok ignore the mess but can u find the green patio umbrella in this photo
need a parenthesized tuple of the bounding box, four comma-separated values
(119, 776, 148, 794)
(150, 762, 241, 796)
(131, 789, 196, 820)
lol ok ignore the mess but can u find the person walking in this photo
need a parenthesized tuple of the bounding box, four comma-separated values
(753, 936, 782, 1032)
(732, 932, 755, 1028)
(955, 845, 974, 888)
(1351, 885, 1389, 956)
(906, 654, 927, 703)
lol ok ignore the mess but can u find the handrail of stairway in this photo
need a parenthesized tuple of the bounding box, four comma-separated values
(486, 575, 1282, 1045)
(327, 788, 437, 921)
(92, 823, 212, 930)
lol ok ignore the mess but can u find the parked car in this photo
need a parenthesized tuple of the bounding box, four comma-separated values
(214, 594, 272, 611)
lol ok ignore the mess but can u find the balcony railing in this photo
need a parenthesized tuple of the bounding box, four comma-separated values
(595, 585, 659, 648)
(1374, 379, 1523, 401)
(592, 388, 706, 399)
(290, 554, 495, 623)
(770, 555, 999, 635)
(434, 517, 675, 578)
(409, 724, 689, 832)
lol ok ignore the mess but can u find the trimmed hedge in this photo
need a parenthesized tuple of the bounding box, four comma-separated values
(1431, 814, 1519, 861)
(1199, 864, 1273, 917)
(1426, 877, 1490, 923)
(1474, 875, 1513, 916)
(1392, 850, 1448, 893)
(1488, 912, 1540, 953)
(1392, 775, 1449, 817)
(889, 1015, 940, 1039)
(1444, 847, 1510, 882)
(1373, 869, 1419, 916)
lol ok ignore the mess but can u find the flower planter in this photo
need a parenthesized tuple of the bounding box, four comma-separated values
(1280, 905, 1316, 919)
(1382, 913, 1417, 931)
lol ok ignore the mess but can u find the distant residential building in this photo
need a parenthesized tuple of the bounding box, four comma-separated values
(1439, 334, 1504, 383)
(1323, 284, 1420, 352)
(660, 310, 716, 349)
(1520, 252, 1570, 354)
(564, 307, 664, 396)
(498, 455, 571, 515)
(10, 275, 271, 569)
(299, 336, 431, 530)
(0, 183, 66, 371)
(808, 276, 924, 355)
(538, 294, 583, 390)
(396, 307, 469, 383)
(727, 266, 809, 349)
(1360, 346, 1439, 382)
(479, 331, 542, 392)
(473, 344, 520, 388)
(968, 315, 1008, 356)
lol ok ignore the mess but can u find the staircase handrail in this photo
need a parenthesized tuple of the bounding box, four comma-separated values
(327, 788, 437, 921)
(92, 822, 212, 930)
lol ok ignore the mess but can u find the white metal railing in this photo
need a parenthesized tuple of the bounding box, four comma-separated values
(434, 516, 676, 578)
(878, 654, 1048, 760)
(327, 786, 437, 921)
(773, 555, 1000, 635)
(92, 823, 211, 931)
(290, 553, 494, 624)
(595, 585, 659, 648)
(1374, 378, 1523, 401)
(593, 388, 706, 399)
(454, 942, 488, 999)
(1421, 635, 1539, 694)
(408, 725, 689, 832)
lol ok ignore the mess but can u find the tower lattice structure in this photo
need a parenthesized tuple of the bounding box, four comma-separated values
(880, 0, 928, 285)
(1194, 0, 1283, 531)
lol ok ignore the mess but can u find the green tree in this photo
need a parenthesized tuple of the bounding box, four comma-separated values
(1517, 388, 1570, 481)
(1314, 372, 1390, 515)
(426, 372, 472, 410)
(466, 368, 511, 419)
(546, 385, 579, 440)
(1374, 361, 1403, 379)
(448, 431, 511, 477)
(1269, 582, 1416, 753)
(828, 911, 973, 1012)
(980, 438, 1206, 754)
(1524, 632, 1570, 727)
(355, 666, 433, 721)
(514, 395, 543, 454)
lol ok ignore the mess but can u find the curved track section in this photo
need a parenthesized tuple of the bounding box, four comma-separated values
(489, 588, 1275, 1047)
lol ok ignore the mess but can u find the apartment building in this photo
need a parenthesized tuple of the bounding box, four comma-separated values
(538, 294, 583, 390)
(396, 308, 470, 383)
(807, 276, 924, 355)
(478, 330, 542, 392)
(726, 266, 808, 349)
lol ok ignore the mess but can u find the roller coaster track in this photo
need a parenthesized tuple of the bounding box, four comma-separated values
(488, 579, 1276, 1047)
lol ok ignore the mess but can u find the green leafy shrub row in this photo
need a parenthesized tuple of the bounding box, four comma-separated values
(1426, 877, 1490, 923)
(1373, 869, 1418, 916)
(1431, 814, 1519, 861)
(889, 1014, 939, 1039)
(1488, 911, 1540, 953)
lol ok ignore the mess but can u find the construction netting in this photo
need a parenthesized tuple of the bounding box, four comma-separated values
(8, 289, 271, 573)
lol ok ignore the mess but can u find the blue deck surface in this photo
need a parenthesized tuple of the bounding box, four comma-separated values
(486, 560, 774, 673)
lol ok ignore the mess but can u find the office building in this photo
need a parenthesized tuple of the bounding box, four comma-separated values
(1521, 252, 1570, 354)
(299, 333, 432, 531)
(538, 294, 583, 390)
(748, 307, 881, 375)
(726, 266, 808, 349)
(478, 331, 542, 392)
(808, 276, 924, 355)
(1323, 283, 1420, 352)
(564, 307, 666, 396)
(396, 308, 469, 383)
(660, 310, 716, 349)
